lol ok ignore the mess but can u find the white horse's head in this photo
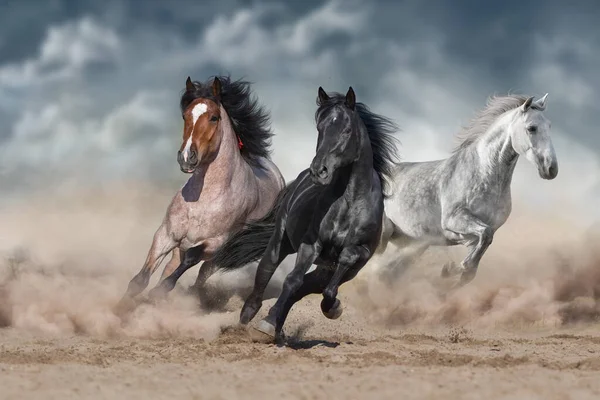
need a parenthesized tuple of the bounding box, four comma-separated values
(508, 94, 558, 180)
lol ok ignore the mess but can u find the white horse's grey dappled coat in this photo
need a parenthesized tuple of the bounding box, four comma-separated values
(379, 94, 558, 286)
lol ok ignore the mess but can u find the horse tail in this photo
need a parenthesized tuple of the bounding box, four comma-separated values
(211, 183, 292, 271)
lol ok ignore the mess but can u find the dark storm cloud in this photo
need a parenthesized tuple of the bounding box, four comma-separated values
(0, 0, 599, 216)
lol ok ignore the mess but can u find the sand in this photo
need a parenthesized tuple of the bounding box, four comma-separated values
(1, 184, 600, 399)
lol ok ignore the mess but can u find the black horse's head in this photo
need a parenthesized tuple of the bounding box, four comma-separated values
(310, 86, 362, 185)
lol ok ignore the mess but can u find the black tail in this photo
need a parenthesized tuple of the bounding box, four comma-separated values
(211, 183, 293, 271)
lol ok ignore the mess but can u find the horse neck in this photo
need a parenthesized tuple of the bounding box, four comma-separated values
(339, 131, 375, 200)
(472, 111, 519, 184)
(192, 107, 246, 186)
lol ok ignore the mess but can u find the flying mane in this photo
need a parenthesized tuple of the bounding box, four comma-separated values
(315, 93, 400, 196)
(453, 94, 542, 153)
(180, 75, 273, 169)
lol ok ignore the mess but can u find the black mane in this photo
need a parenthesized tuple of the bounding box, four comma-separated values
(315, 93, 400, 196)
(180, 75, 273, 168)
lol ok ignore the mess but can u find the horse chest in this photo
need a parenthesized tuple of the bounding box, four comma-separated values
(319, 199, 379, 256)
(170, 186, 252, 247)
(468, 185, 512, 229)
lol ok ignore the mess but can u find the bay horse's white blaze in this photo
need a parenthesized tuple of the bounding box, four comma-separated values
(182, 103, 208, 162)
(378, 94, 558, 287)
(191, 102, 208, 125)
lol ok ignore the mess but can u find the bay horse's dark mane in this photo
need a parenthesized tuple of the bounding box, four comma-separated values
(315, 93, 400, 196)
(180, 75, 273, 168)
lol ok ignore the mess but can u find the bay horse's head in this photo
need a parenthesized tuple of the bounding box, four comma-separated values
(310, 86, 362, 185)
(177, 77, 223, 173)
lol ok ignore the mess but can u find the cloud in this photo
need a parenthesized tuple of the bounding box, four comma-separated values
(1, 0, 600, 227)
(0, 17, 120, 88)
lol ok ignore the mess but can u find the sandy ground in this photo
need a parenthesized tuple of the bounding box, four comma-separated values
(2, 185, 600, 399)
(2, 294, 600, 400)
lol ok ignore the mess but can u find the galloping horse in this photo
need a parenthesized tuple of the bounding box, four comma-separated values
(378, 94, 558, 287)
(118, 76, 285, 308)
(211, 87, 400, 341)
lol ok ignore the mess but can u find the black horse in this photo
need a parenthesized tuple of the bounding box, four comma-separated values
(212, 86, 400, 341)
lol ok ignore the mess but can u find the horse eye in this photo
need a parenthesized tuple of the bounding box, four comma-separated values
(527, 126, 537, 133)
(210, 115, 220, 122)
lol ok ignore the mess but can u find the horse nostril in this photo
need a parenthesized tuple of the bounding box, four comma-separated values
(189, 150, 197, 163)
(318, 166, 328, 179)
(177, 151, 184, 163)
(549, 165, 557, 177)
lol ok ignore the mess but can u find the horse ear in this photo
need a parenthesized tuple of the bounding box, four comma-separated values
(534, 93, 548, 110)
(345, 86, 356, 110)
(212, 77, 222, 99)
(521, 96, 534, 112)
(318, 86, 330, 103)
(185, 76, 195, 91)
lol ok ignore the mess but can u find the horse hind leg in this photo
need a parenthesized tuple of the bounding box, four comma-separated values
(378, 233, 429, 287)
(192, 260, 232, 312)
(255, 240, 321, 342)
(256, 266, 331, 343)
(240, 212, 292, 325)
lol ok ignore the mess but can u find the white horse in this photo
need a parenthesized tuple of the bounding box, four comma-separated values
(378, 94, 558, 286)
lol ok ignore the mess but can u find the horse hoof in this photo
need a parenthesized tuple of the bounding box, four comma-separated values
(113, 296, 136, 318)
(256, 319, 276, 337)
(323, 299, 343, 320)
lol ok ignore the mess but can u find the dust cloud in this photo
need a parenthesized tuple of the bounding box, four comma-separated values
(349, 207, 600, 330)
(1, 182, 600, 339)
(0, 182, 237, 339)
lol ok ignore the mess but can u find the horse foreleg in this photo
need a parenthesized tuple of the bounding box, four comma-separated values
(321, 245, 370, 319)
(257, 241, 321, 342)
(159, 249, 183, 281)
(148, 245, 205, 300)
(442, 209, 493, 286)
(258, 267, 332, 343)
(122, 223, 177, 299)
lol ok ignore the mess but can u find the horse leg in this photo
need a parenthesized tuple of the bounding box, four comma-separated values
(442, 209, 493, 286)
(240, 212, 292, 325)
(192, 260, 231, 311)
(121, 223, 177, 300)
(321, 245, 370, 319)
(147, 245, 205, 300)
(258, 267, 331, 341)
(256, 241, 321, 341)
(159, 249, 183, 282)
(380, 240, 429, 286)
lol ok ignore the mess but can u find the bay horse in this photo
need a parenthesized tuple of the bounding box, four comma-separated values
(117, 76, 285, 309)
(378, 94, 558, 287)
(211, 86, 400, 341)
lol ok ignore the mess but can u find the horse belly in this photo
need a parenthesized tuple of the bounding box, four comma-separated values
(384, 194, 444, 241)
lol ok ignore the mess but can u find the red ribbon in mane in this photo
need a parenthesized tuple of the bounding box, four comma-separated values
(237, 136, 244, 150)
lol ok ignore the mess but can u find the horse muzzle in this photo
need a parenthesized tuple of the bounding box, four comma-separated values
(177, 150, 199, 173)
(539, 160, 558, 180)
(309, 164, 331, 185)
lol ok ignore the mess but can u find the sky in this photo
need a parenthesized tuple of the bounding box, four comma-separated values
(1, 0, 600, 223)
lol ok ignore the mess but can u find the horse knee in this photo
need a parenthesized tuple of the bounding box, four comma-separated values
(481, 227, 493, 246)
(339, 246, 369, 268)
